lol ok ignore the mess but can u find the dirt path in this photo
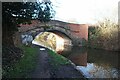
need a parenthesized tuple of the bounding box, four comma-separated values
(29, 45, 86, 79)
(30, 47, 51, 78)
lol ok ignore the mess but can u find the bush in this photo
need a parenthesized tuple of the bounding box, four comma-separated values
(88, 19, 119, 51)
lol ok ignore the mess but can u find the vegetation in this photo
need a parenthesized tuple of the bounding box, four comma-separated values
(34, 32, 56, 50)
(48, 50, 71, 67)
(88, 19, 119, 51)
(2, 45, 38, 78)
(3, 1, 54, 46)
(2, 1, 54, 72)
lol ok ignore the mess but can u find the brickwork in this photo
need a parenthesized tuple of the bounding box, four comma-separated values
(19, 20, 88, 46)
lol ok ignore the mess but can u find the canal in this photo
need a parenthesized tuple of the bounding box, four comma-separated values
(21, 32, 119, 78)
(60, 46, 119, 78)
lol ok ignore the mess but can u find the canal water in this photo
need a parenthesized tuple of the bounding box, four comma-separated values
(60, 46, 119, 78)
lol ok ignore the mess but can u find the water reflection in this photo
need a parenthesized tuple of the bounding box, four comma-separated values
(62, 47, 87, 66)
(60, 47, 119, 78)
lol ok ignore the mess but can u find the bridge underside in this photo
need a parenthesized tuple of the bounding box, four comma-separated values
(46, 30, 72, 40)
(21, 29, 83, 46)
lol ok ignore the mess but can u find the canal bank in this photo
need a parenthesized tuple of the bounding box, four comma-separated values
(47, 49, 85, 78)
(20, 31, 119, 78)
(30, 45, 86, 78)
(29, 44, 119, 79)
(15, 32, 86, 78)
(3, 44, 86, 78)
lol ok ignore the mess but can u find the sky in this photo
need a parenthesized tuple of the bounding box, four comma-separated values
(50, 0, 119, 24)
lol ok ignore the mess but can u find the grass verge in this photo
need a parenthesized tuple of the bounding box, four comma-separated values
(48, 50, 71, 67)
(3, 45, 38, 78)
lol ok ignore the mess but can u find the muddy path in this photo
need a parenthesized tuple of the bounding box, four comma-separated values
(29, 45, 86, 79)
(30, 47, 51, 78)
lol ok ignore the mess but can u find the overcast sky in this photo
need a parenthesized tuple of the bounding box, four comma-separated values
(51, 0, 119, 24)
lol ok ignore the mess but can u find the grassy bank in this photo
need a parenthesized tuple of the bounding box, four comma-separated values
(88, 19, 119, 51)
(3, 45, 38, 78)
(48, 50, 87, 79)
(48, 50, 71, 68)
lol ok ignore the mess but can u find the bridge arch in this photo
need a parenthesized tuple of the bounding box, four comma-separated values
(19, 20, 88, 46)
(46, 30, 72, 40)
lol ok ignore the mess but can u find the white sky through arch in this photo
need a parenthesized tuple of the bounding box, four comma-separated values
(50, 0, 119, 24)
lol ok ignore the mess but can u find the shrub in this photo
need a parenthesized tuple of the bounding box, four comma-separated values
(88, 19, 119, 51)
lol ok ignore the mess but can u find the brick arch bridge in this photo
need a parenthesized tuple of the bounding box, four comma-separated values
(19, 20, 88, 46)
